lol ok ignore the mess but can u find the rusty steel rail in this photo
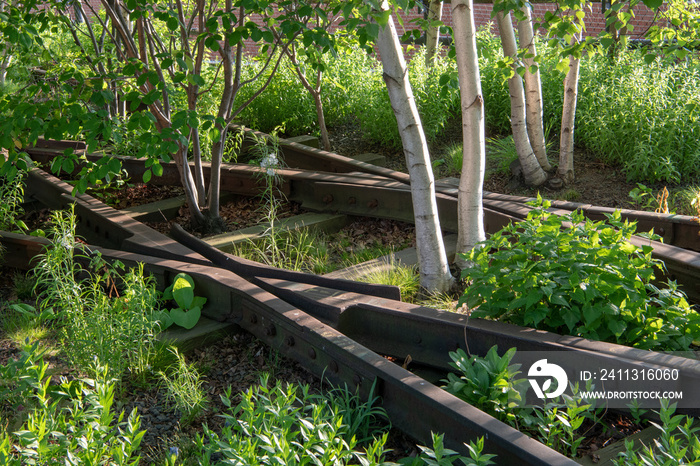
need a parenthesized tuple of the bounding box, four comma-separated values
(12, 154, 700, 462)
(25, 137, 700, 252)
(0, 230, 576, 465)
(24, 145, 700, 303)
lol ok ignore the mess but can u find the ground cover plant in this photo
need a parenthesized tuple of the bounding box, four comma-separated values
(0, 201, 486, 464)
(443, 345, 700, 464)
(443, 346, 594, 458)
(460, 197, 700, 351)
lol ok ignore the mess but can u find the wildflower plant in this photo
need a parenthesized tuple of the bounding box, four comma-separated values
(196, 374, 391, 465)
(0, 160, 31, 234)
(248, 129, 289, 267)
(32, 207, 163, 382)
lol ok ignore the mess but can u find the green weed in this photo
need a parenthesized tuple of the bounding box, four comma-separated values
(614, 399, 700, 465)
(32, 207, 164, 382)
(443, 346, 527, 425)
(0, 341, 145, 464)
(158, 348, 208, 425)
(460, 196, 700, 351)
(196, 374, 390, 465)
(0, 163, 30, 234)
(358, 262, 420, 303)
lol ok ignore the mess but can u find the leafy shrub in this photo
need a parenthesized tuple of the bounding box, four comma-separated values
(443, 346, 526, 425)
(460, 197, 700, 351)
(0, 341, 144, 465)
(443, 345, 594, 458)
(614, 399, 700, 465)
(196, 374, 391, 464)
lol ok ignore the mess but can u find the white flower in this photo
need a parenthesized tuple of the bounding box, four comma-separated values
(266, 168, 275, 176)
(260, 154, 278, 169)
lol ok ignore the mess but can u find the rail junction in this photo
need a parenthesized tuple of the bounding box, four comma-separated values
(4, 132, 700, 465)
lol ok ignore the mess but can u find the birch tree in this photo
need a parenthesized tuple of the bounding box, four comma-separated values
(558, 33, 581, 183)
(494, 9, 547, 187)
(424, 0, 443, 66)
(376, 0, 454, 294)
(516, 5, 551, 171)
(452, 0, 486, 268)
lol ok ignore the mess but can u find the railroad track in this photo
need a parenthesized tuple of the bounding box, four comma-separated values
(8, 136, 700, 465)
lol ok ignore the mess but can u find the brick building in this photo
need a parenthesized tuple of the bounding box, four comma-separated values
(398, 1, 661, 39)
(76, 0, 663, 51)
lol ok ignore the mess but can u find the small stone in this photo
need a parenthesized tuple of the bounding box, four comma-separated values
(547, 177, 564, 190)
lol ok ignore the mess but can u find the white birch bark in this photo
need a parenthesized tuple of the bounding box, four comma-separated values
(424, 0, 443, 67)
(452, 0, 486, 269)
(517, 6, 551, 171)
(377, 5, 453, 294)
(495, 10, 547, 187)
(558, 35, 581, 184)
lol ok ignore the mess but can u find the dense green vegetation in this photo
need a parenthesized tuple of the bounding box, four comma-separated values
(227, 33, 700, 185)
(460, 197, 700, 351)
(444, 346, 700, 463)
(0, 180, 483, 464)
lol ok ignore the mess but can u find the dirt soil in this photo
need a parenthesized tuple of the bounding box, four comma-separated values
(328, 120, 641, 211)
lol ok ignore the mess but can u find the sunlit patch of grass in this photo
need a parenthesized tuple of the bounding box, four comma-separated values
(357, 263, 420, 303)
(5, 326, 52, 347)
(231, 229, 331, 273)
(671, 185, 700, 217)
(419, 292, 459, 313)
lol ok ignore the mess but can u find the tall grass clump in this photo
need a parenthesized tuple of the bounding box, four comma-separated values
(231, 46, 460, 152)
(477, 28, 700, 184)
(232, 55, 317, 137)
(32, 207, 164, 382)
(351, 46, 460, 151)
(575, 52, 700, 183)
(230, 46, 380, 138)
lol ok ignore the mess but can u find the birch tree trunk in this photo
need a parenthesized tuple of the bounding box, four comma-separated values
(424, 0, 443, 67)
(517, 6, 551, 171)
(377, 4, 454, 294)
(495, 10, 547, 187)
(452, 0, 486, 269)
(558, 35, 581, 184)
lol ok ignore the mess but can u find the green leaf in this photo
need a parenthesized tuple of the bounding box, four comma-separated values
(169, 307, 201, 330)
(167, 17, 178, 31)
(642, 0, 663, 9)
(172, 275, 195, 309)
(192, 295, 207, 309)
(607, 319, 626, 337)
(62, 157, 74, 174)
(152, 162, 163, 177)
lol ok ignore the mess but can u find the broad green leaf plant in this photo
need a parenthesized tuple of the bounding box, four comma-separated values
(160, 273, 207, 330)
(443, 346, 527, 425)
(460, 196, 700, 351)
